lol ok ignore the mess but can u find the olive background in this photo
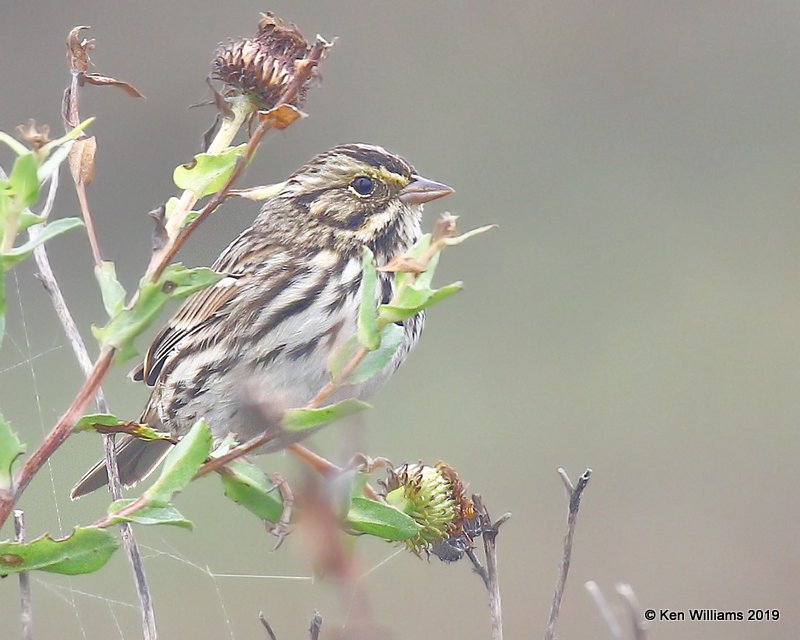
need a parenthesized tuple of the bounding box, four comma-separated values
(1, 1, 798, 639)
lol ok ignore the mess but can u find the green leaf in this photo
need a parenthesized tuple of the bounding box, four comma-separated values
(0, 411, 25, 493)
(0, 131, 29, 156)
(357, 246, 380, 350)
(92, 263, 224, 363)
(1, 218, 84, 270)
(73, 414, 172, 441)
(0, 527, 118, 576)
(95, 261, 127, 317)
(163, 196, 203, 230)
(220, 459, 284, 523)
(17, 210, 45, 233)
(73, 413, 123, 433)
(283, 399, 371, 433)
(173, 143, 247, 198)
(442, 224, 498, 246)
(0, 273, 5, 347)
(37, 139, 73, 185)
(107, 500, 193, 530)
(39, 117, 95, 157)
(378, 282, 463, 323)
(143, 419, 211, 504)
(346, 497, 422, 541)
(8, 153, 39, 209)
(327, 323, 404, 384)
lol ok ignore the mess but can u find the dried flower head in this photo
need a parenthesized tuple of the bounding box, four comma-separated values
(16, 120, 51, 150)
(383, 461, 475, 554)
(212, 12, 316, 110)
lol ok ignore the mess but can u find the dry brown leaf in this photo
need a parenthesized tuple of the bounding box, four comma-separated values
(15, 120, 50, 150)
(257, 104, 305, 129)
(431, 213, 459, 244)
(82, 73, 144, 98)
(66, 26, 93, 73)
(68, 136, 97, 185)
(377, 255, 427, 274)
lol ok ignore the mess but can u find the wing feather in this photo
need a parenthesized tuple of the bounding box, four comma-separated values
(132, 229, 278, 386)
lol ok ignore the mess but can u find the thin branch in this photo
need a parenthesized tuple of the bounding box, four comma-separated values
(585, 582, 647, 640)
(616, 583, 647, 640)
(259, 612, 278, 640)
(51, 45, 159, 635)
(14, 510, 33, 640)
(309, 611, 323, 640)
(30, 176, 157, 639)
(473, 495, 510, 640)
(465, 546, 490, 589)
(585, 581, 624, 640)
(544, 467, 592, 640)
(0, 346, 114, 526)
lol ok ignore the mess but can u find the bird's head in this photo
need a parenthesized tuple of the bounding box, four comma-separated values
(262, 144, 453, 259)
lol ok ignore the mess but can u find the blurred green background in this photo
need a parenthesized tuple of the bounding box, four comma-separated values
(1, 1, 799, 638)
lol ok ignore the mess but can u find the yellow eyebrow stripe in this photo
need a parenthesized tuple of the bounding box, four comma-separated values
(376, 168, 407, 187)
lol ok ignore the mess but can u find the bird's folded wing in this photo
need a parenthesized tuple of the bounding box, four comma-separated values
(132, 234, 280, 386)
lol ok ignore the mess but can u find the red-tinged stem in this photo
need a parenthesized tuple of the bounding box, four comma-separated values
(0, 347, 115, 529)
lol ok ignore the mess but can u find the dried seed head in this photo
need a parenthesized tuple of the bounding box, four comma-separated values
(212, 12, 314, 110)
(384, 461, 475, 554)
(16, 120, 50, 150)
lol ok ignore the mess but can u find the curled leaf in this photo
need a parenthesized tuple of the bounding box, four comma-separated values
(0, 527, 118, 576)
(257, 104, 306, 129)
(91, 263, 223, 362)
(107, 500, 193, 530)
(82, 73, 145, 98)
(173, 144, 247, 198)
(377, 254, 427, 274)
(228, 182, 286, 201)
(328, 323, 404, 385)
(94, 260, 126, 317)
(2, 218, 84, 270)
(220, 459, 284, 523)
(68, 136, 97, 185)
(66, 26, 93, 74)
(345, 497, 421, 541)
(143, 419, 212, 505)
(283, 399, 371, 432)
(443, 224, 498, 246)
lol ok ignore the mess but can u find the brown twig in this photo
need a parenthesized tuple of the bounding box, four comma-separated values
(309, 611, 323, 640)
(60, 31, 159, 640)
(473, 495, 510, 640)
(0, 346, 114, 526)
(544, 467, 593, 640)
(14, 510, 33, 640)
(259, 612, 278, 640)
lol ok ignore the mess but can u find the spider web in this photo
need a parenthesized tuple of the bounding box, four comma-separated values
(1, 267, 406, 640)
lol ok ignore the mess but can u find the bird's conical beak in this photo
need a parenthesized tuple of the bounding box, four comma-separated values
(399, 174, 454, 205)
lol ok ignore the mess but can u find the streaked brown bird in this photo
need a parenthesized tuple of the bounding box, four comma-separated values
(72, 143, 453, 498)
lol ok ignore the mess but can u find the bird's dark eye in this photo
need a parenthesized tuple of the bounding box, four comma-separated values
(350, 175, 374, 196)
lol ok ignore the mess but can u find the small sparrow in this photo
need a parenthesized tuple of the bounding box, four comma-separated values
(72, 144, 453, 498)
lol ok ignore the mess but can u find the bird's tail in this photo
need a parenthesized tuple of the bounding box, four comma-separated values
(70, 436, 172, 500)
